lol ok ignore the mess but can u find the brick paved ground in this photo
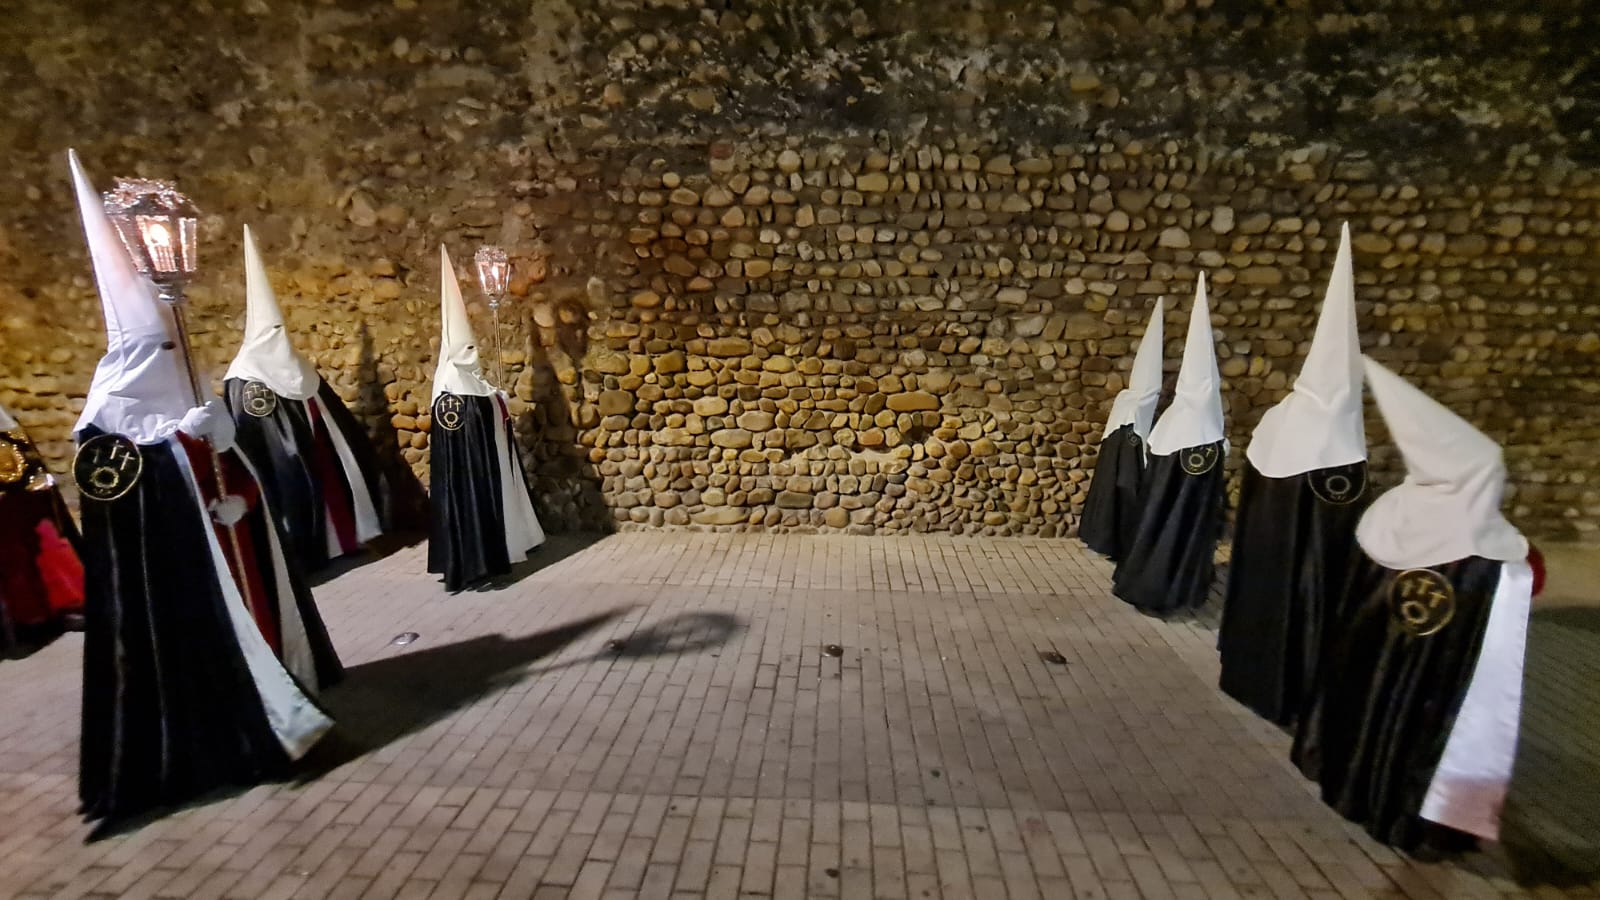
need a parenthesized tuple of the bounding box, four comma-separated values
(0, 533, 1595, 899)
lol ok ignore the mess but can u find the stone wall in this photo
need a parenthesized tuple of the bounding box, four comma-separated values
(1, 0, 1598, 539)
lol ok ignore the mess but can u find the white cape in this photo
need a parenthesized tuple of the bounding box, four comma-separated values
(1148, 274, 1226, 456)
(69, 149, 196, 444)
(1102, 297, 1165, 443)
(1357, 359, 1526, 569)
(431, 245, 497, 402)
(1247, 223, 1366, 477)
(224, 225, 320, 401)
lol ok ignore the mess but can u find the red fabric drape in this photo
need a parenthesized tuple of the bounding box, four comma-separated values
(0, 494, 54, 629)
(1528, 544, 1545, 598)
(35, 519, 85, 614)
(307, 399, 358, 554)
(176, 434, 280, 654)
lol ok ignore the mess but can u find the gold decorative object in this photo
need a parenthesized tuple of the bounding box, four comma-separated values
(0, 436, 25, 486)
(1390, 568, 1456, 637)
(434, 393, 466, 432)
(1310, 463, 1366, 505)
(74, 433, 144, 502)
(1180, 443, 1219, 476)
(242, 381, 279, 418)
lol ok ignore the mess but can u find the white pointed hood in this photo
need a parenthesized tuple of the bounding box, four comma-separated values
(431, 245, 496, 401)
(70, 149, 196, 444)
(1357, 358, 1527, 569)
(1247, 223, 1366, 477)
(1102, 297, 1165, 442)
(1147, 274, 1225, 455)
(224, 226, 320, 400)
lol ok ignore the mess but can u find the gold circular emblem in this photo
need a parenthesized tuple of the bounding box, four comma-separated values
(242, 381, 279, 418)
(1310, 462, 1367, 506)
(1389, 568, 1456, 637)
(1180, 443, 1219, 476)
(73, 434, 144, 502)
(434, 393, 466, 432)
(0, 436, 24, 486)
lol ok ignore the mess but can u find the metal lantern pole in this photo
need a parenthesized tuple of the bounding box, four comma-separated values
(492, 302, 504, 389)
(103, 179, 250, 596)
(475, 246, 511, 388)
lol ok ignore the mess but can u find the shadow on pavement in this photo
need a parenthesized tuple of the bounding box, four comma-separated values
(528, 611, 743, 675)
(297, 607, 742, 780)
(456, 532, 614, 594)
(297, 608, 628, 778)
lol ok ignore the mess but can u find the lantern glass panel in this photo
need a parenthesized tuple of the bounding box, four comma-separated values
(475, 245, 510, 296)
(102, 178, 200, 279)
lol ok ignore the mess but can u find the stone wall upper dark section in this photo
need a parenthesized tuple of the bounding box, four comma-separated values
(572, 0, 1599, 162)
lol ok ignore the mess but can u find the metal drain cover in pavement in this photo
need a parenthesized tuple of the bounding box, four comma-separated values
(823, 644, 844, 657)
(391, 632, 420, 646)
(1038, 649, 1067, 666)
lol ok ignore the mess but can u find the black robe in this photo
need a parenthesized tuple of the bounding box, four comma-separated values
(1112, 441, 1226, 615)
(1218, 460, 1369, 726)
(77, 428, 340, 826)
(427, 393, 538, 592)
(224, 377, 387, 572)
(1291, 553, 1504, 850)
(1078, 425, 1146, 563)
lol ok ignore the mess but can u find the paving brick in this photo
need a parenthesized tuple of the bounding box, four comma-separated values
(674, 839, 715, 894)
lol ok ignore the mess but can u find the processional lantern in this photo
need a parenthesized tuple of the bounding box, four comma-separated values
(474, 245, 511, 304)
(475, 245, 512, 387)
(103, 178, 200, 296)
(102, 178, 204, 400)
(103, 177, 249, 569)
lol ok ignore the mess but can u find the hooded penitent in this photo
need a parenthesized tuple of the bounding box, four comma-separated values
(68, 150, 340, 827)
(426, 245, 545, 591)
(1078, 297, 1164, 562)
(1219, 224, 1369, 726)
(1113, 274, 1227, 614)
(223, 225, 386, 571)
(1293, 357, 1531, 850)
(0, 403, 85, 655)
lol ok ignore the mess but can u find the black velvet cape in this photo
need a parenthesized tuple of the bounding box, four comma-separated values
(1218, 459, 1369, 726)
(77, 429, 340, 826)
(1111, 441, 1226, 615)
(1078, 424, 1146, 563)
(1291, 553, 1503, 850)
(224, 376, 387, 571)
(427, 393, 528, 592)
